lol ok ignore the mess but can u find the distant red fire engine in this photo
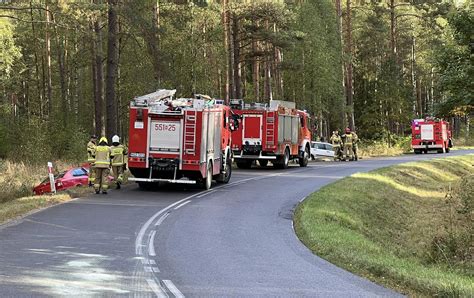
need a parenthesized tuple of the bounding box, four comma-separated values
(230, 100, 312, 169)
(411, 117, 453, 154)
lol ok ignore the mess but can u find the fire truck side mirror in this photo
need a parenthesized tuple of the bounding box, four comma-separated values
(230, 114, 240, 131)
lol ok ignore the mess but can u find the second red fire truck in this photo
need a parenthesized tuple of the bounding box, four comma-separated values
(230, 100, 312, 169)
(127, 90, 238, 190)
(411, 117, 453, 154)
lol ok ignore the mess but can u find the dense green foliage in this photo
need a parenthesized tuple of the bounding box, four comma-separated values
(0, 0, 471, 162)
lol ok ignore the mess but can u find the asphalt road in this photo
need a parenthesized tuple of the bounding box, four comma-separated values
(1, 150, 473, 297)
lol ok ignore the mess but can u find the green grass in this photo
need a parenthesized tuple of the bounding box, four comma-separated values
(0, 194, 70, 225)
(294, 154, 474, 297)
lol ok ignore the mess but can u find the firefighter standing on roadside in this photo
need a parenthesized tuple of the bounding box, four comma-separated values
(87, 135, 97, 187)
(341, 127, 354, 161)
(330, 131, 343, 161)
(110, 135, 127, 189)
(351, 129, 359, 161)
(94, 137, 111, 194)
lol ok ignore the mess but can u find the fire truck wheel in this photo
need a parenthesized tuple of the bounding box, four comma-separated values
(299, 146, 310, 167)
(203, 163, 213, 190)
(216, 157, 232, 183)
(414, 149, 421, 154)
(258, 160, 268, 167)
(275, 148, 290, 169)
(236, 160, 252, 169)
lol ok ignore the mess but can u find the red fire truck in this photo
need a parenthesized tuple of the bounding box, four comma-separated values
(230, 100, 312, 169)
(127, 90, 238, 190)
(411, 117, 453, 154)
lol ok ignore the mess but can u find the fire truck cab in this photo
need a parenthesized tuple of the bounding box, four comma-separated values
(231, 100, 312, 169)
(411, 117, 453, 154)
(127, 90, 237, 190)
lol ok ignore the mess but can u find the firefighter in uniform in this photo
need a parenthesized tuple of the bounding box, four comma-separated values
(87, 135, 97, 187)
(110, 135, 127, 189)
(330, 131, 343, 161)
(351, 130, 359, 161)
(342, 127, 354, 161)
(94, 137, 111, 194)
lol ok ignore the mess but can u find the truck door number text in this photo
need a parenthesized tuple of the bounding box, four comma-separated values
(155, 123, 176, 131)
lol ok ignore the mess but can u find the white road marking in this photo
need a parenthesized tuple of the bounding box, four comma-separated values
(149, 259, 156, 265)
(155, 213, 170, 226)
(197, 190, 217, 198)
(148, 231, 157, 257)
(135, 198, 190, 255)
(163, 280, 184, 298)
(173, 200, 191, 210)
(146, 279, 168, 298)
(136, 171, 308, 294)
(144, 266, 160, 273)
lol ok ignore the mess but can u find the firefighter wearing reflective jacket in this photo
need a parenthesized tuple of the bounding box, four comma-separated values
(330, 131, 343, 161)
(94, 137, 111, 194)
(351, 130, 359, 161)
(110, 135, 127, 189)
(87, 135, 97, 187)
(342, 127, 354, 161)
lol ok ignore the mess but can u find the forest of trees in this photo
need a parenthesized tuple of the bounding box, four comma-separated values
(0, 0, 472, 161)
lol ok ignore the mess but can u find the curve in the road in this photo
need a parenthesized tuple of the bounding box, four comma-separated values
(0, 150, 472, 297)
(142, 151, 473, 297)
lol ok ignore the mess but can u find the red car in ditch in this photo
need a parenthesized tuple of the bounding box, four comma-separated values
(33, 166, 114, 195)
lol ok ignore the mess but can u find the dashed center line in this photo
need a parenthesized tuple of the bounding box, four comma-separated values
(197, 189, 217, 198)
(163, 280, 184, 298)
(174, 200, 191, 210)
(146, 279, 167, 298)
(148, 231, 156, 257)
(155, 212, 170, 226)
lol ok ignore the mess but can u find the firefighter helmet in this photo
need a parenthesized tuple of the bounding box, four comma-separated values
(99, 137, 108, 145)
(112, 135, 120, 143)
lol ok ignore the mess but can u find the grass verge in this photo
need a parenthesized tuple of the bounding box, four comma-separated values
(0, 194, 71, 225)
(294, 154, 474, 296)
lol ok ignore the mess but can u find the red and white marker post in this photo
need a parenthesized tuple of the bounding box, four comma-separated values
(47, 162, 56, 194)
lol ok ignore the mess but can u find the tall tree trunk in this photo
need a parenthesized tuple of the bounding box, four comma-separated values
(45, 0, 53, 117)
(411, 35, 417, 116)
(344, 0, 355, 130)
(149, 0, 160, 84)
(222, 0, 231, 103)
(389, 0, 396, 57)
(53, 14, 68, 122)
(335, 0, 346, 129)
(252, 39, 260, 102)
(92, 8, 104, 137)
(105, 0, 119, 139)
(29, 0, 44, 119)
(232, 15, 241, 99)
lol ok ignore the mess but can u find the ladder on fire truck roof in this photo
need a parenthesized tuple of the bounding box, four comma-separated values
(184, 110, 197, 155)
(266, 111, 275, 146)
